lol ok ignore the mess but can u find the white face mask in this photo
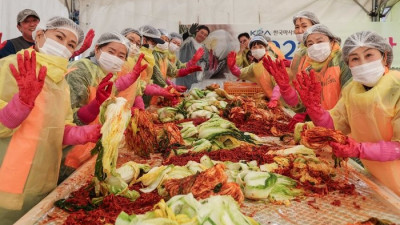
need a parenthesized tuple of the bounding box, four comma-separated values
(97, 51, 125, 73)
(129, 43, 140, 56)
(251, 48, 266, 60)
(156, 42, 169, 51)
(169, 42, 179, 52)
(295, 33, 304, 43)
(350, 59, 385, 87)
(39, 35, 73, 58)
(307, 42, 331, 62)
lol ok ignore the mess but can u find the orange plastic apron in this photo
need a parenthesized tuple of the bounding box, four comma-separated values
(0, 79, 66, 210)
(297, 55, 341, 110)
(253, 60, 274, 98)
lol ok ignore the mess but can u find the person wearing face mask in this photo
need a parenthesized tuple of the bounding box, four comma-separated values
(292, 31, 400, 196)
(136, 25, 192, 106)
(262, 24, 351, 130)
(0, 16, 101, 224)
(290, 11, 320, 78)
(168, 32, 185, 68)
(299, 24, 352, 110)
(60, 32, 149, 177)
(0, 9, 40, 59)
(227, 35, 279, 98)
(264, 11, 320, 130)
(176, 24, 210, 89)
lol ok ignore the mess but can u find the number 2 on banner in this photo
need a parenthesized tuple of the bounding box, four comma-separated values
(272, 40, 297, 60)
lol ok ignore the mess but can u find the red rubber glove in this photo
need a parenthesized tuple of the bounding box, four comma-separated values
(132, 96, 145, 110)
(144, 84, 175, 97)
(0, 33, 7, 50)
(282, 59, 291, 67)
(70, 29, 95, 58)
(9, 50, 47, 108)
(187, 48, 204, 67)
(0, 94, 32, 129)
(227, 51, 240, 77)
(77, 73, 113, 124)
(263, 56, 298, 106)
(166, 79, 187, 92)
(115, 53, 147, 91)
(287, 112, 307, 131)
(177, 65, 202, 77)
(330, 137, 400, 162)
(62, 124, 101, 145)
(293, 70, 334, 129)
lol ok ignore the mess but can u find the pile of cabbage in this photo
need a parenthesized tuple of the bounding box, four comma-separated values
(116, 194, 259, 225)
(157, 88, 229, 123)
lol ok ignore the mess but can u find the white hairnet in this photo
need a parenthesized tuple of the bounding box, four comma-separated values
(158, 28, 171, 39)
(293, 11, 320, 25)
(170, 32, 183, 42)
(249, 35, 268, 48)
(121, 28, 142, 38)
(32, 16, 84, 46)
(138, 25, 165, 44)
(96, 31, 130, 53)
(342, 31, 393, 67)
(303, 24, 341, 45)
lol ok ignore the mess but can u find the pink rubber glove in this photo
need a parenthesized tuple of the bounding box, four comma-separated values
(267, 86, 281, 108)
(293, 70, 334, 129)
(144, 84, 174, 97)
(9, 50, 47, 108)
(186, 48, 204, 68)
(132, 96, 145, 110)
(177, 65, 202, 77)
(0, 33, 7, 50)
(77, 73, 113, 124)
(166, 79, 187, 92)
(227, 51, 241, 77)
(115, 53, 147, 91)
(287, 112, 307, 131)
(63, 124, 101, 145)
(263, 56, 298, 106)
(70, 29, 95, 58)
(330, 137, 400, 162)
(0, 94, 32, 129)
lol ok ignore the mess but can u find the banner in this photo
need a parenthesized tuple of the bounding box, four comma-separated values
(180, 22, 400, 68)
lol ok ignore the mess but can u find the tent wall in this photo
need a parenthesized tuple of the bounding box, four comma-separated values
(78, 0, 372, 36)
(0, 0, 69, 40)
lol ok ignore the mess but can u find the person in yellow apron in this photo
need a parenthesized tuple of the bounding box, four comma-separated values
(235, 32, 251, 68)
(290, 10, 320, 79)
(227, 35, 282, 99)
(293, 31, 400, 196)
(0, 16, 101, 225)
(264, 11, 321, 130)
(61, 31, 148, 175)
(167, 32, 186, 69)
(263, 24, 352, 130)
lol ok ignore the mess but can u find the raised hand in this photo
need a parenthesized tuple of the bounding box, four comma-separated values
(0, 33, 7, 50)
(9, 50, 47, 107)
(71, 29, 95, 58)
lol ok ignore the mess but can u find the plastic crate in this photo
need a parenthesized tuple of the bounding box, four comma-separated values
(223, 82, 264, 96)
